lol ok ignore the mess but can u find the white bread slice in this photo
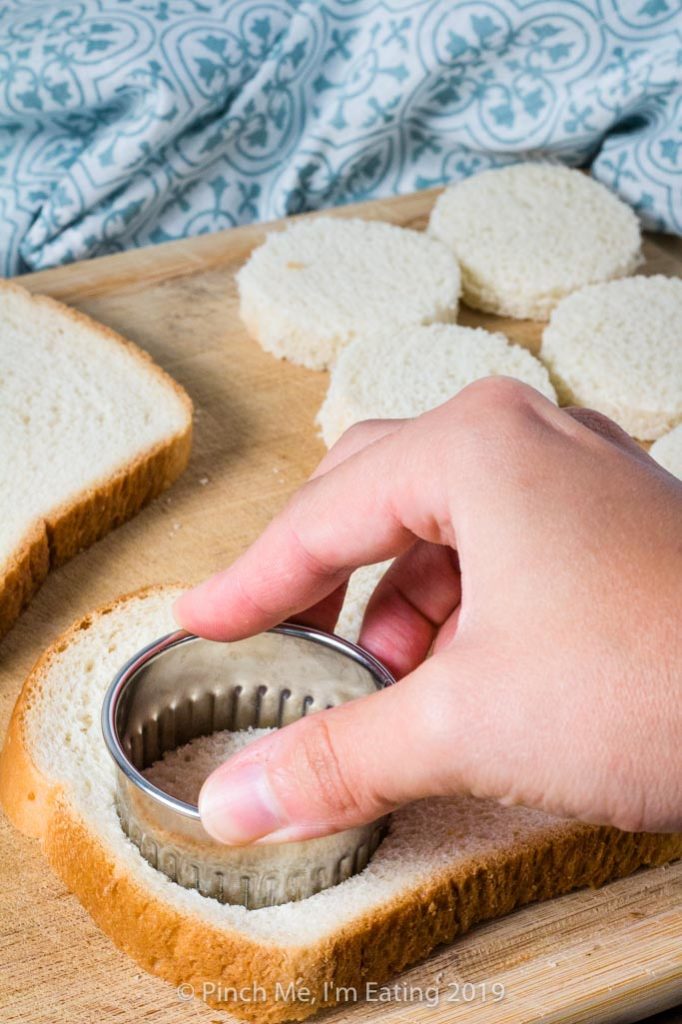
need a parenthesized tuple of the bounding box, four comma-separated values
(236, 217, 461, 370)
(650, 423, 682, 480)
(0, 281, 192, 637)
(541, 276, 682, 440)
(336, 561, 392, 642)
(428, 163, 642, 319)
(1, 586, 679, 1023)
(317, 322, 556, 448)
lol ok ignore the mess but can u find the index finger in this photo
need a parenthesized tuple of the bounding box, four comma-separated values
(173, 412, 453, 640)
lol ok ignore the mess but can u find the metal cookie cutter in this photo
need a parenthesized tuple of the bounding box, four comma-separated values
(102, 625, 395, 909)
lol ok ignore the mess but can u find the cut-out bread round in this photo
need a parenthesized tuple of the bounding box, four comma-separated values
(318, 322, 556, 447)
(650, 424, 682, 480)
(237, 217, 461, 370)
(428, 163, 641, 320)
(541, 276, 682, 441)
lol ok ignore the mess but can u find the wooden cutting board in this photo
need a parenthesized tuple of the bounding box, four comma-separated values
(1, 188, 681, 1024)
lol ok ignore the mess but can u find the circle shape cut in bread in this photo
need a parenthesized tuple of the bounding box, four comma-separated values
(541, 275, 682, 441)
(237, 217, 461, 370)
(3, 585, 680, 1024)
(428, 163, 642, 320)
(317, 322, 556, 447)
(650, 423, 682, 480)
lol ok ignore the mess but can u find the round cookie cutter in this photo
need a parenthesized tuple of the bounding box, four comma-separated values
(102, 625, 395, 909)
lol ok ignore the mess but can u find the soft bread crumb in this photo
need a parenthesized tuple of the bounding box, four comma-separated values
(142, 724, 368, 877)
(144, 728, 273, 805)
(336, 562, 392, 642)
(541, 275, 682, 440)
(650, 424, 682, 479)
(0, 281, 192, 637)
(318, 322, 556, 447)
(237, 217, 461, 370)
(428, 163, 641, 319)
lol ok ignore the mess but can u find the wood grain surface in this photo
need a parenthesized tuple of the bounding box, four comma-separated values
(1, 188, 681, 1024)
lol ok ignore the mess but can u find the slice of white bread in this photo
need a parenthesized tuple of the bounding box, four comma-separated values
(0, 281, 192, 638)
(317, 322, 556, 448)
(236, 217, 461, 370)
(541, 276, 682, 440)
(428, 163, 642, 319)
(650, 423, 682, 480)
(336, 561, 392, 642)
(1, 586, 679, 1023)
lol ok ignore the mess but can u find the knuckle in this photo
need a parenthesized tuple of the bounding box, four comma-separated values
(315, 418, 400, 478)
(456, 375, 540, 422)
(432, 377, 546, 473)
(426, 376, 542, 448)
(337, 417, 396, 451)
(282, 503, 343, 580)
(330, 420, 370, 455)
(342, 418, 381, 441)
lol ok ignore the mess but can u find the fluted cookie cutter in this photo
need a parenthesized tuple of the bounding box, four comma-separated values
(102, 625, 394, 909)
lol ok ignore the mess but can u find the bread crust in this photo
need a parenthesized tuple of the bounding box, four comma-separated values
(0, 281, 192, 640)
(0, 587, 175, 836)
(46, 798, 682, 1023)
(2, 590, 681, 1023)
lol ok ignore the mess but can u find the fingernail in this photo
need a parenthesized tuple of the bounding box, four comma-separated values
(198, 761, 284, 845)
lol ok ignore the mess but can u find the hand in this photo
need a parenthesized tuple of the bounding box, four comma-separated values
(174, 378, 682, 844)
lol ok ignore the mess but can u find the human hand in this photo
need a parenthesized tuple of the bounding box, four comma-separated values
(174, 379, 682, 844)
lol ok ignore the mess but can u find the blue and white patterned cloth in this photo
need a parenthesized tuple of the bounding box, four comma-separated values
(1, 0, 681, 277)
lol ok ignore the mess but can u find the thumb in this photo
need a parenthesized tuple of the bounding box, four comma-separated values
(198, 658, 454, 845)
